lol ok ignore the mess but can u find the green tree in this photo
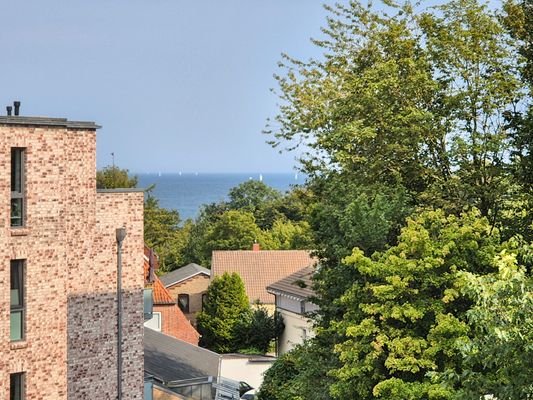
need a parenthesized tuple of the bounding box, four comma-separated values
(96, 165, 138, 189)
(438, 239, 533, 399)
(331, 210, 501, 399)
(228, 181, 281, 212)
(502, 0, 533, 242)
(234, 306, 285, 354)
(205, 210, 265, 252)
(263, 1, 527, 398)
(268, 0, 523, 220)
(144, 194, 190, 272)
(197, 272, 250, 353)
(268, 219, 314, 250)
(257, 341, 336, 400)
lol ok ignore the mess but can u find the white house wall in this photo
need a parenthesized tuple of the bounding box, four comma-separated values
(278, 309, 315, 355)
(219, 357, 275, 390)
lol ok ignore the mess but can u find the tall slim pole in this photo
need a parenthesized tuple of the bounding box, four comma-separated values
(116, 228, 127, 400)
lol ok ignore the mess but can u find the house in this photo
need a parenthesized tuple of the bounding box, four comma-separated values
(144, 328, 273, 400)
(267, 266, 319, 355)
(211, 246, 315, 311)
(1, 106, 144, 398)
(160, 263, 210, 325)
(144, 250, 200, 345)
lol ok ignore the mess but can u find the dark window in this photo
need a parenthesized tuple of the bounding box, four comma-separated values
(300, 301, 306, 315)
(10, 260, 24, 341)
(201, 293, 208, 310)
(178, 294, 190, 313)
(10, 372, 25, 400)
(11, 148, 25, 227)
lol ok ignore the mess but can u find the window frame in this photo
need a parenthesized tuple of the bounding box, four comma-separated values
(10, 148, 26, 228)
(10, 260, 25, 342)
(10, 372, 25, 400)
(178, 294, 190, 314)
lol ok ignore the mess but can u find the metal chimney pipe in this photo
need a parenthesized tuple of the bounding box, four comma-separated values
(13, 101, 20, 116)
(6, 106, 12, 116)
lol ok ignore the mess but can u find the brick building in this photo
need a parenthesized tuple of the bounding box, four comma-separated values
(144, 251, 199, 345)
(0, 112, 144, 399)
(159, 263, 210, 326)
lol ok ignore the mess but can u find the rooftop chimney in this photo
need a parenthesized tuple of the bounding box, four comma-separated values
(13, 101, 20, 116)
(6, 106, 12, 116)
(252, 242, 260, 252)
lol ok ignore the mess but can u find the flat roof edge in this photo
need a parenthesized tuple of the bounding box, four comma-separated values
(0, 116, 101, 129)
(97, 188, 146, 193)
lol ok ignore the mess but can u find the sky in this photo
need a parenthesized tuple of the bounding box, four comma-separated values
(0, 0, 343, 173)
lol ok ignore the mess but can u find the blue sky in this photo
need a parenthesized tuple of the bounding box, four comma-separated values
(1, 0, 342, 173)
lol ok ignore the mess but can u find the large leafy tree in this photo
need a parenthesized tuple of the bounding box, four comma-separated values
(331, 210, 500, 399)
(234, 306, 285, 355)
(181, 182, 315, 266)
(439, 240, 533, 399)
(196, 272, 250, 353)
(502, 0, 533, 242)
(268, 0, 523, 221)
(144, 194, 191, 272)
(261, 1, 529, 399)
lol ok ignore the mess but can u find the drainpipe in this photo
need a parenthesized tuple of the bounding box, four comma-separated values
(116, 227, 127, 400)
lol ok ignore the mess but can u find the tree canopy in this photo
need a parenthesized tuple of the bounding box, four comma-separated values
(259, 1, 533, 399)
(96, 165, 138, 189)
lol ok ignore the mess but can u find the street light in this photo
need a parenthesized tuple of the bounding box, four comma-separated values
(116, 227, 127, 400)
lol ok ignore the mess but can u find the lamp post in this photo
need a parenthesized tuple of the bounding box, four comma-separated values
(116, 227, 127, 400)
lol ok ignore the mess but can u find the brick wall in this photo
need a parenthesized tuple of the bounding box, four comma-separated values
(0, 120, 144, 399)
(166, 274, 209, 325)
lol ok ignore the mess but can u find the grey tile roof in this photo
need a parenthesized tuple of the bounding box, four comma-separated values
(266, 265, 316, 301)
(144, 328, 220, 383)
(160, 263, 210, 287)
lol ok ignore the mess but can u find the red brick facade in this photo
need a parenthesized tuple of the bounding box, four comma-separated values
(0, 117, 144, 399)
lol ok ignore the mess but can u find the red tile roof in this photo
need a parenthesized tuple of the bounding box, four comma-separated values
(144, 259, 175, 305)
(211, 250, 316, 304)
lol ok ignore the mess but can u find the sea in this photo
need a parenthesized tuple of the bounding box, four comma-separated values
(137, 172, 303, 221)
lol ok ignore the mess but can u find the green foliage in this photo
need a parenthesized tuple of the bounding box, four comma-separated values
(197, 272, 250, 353)
(438, 240, 533, 399)
(268, 0, 523, 220)
(205, 210, 265, 252)
(96, 165, 138, 189)
(503, 0, 533, 241)
(228, 180, 282, 228)
(234, 306, 285, 354)
(262, 2, 531, 397)
(257, 341, 337, 400)
(330, 210, 501, 399)
(267, 219, 314, 250)
(144, 194, 190, 272)
(197, 275, 284, 354)
(181, 182, 316, 266)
